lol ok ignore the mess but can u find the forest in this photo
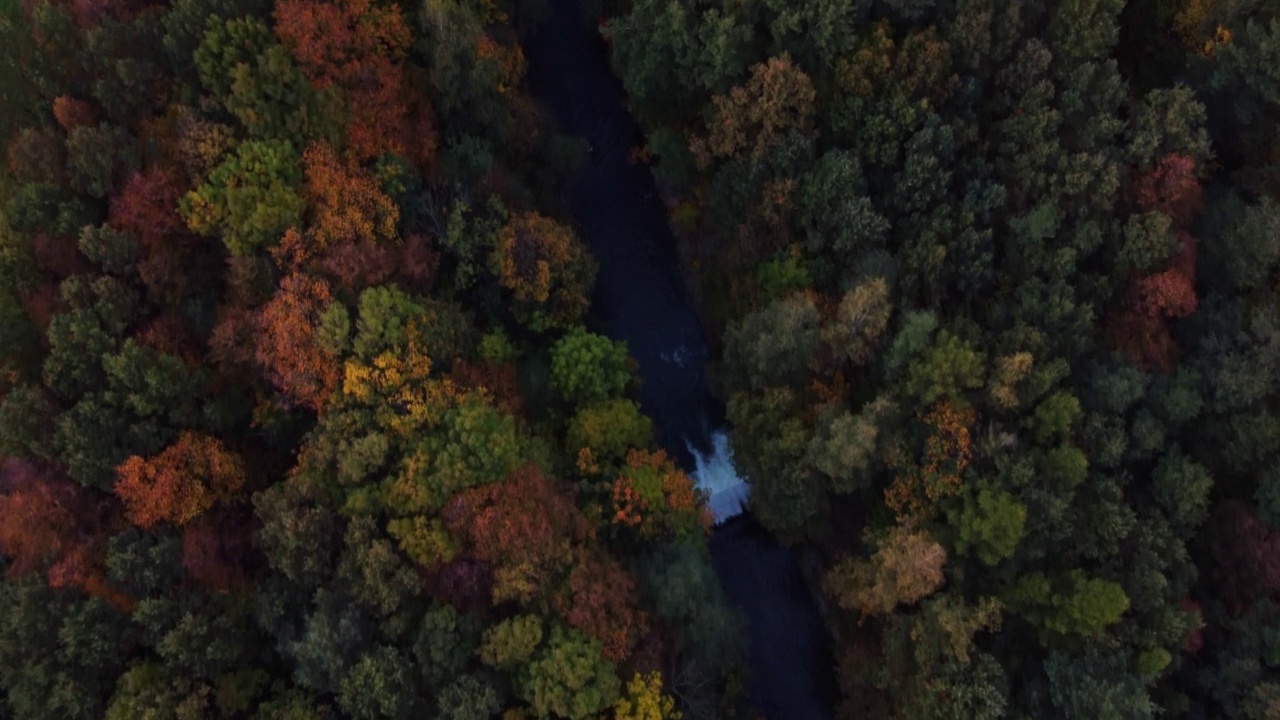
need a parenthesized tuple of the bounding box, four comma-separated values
(0, 0, 1277, 717)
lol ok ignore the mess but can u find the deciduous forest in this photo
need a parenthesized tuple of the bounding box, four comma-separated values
(0, 0, 1277, 717)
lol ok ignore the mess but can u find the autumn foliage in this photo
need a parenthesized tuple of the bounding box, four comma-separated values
(52, 96, 98, 133)
(452, 359, 523, 416)
(182, 509, 258, 592)
(885, 400, 976, 521)
(273, 0, 434, 161)
(1135, 154, 1204, 229)
(1207, 500, 1280, 612)
(691, 53, 816, 167)
(109, 167, 197, 300)
(0, 459, 124, 606)
(302, 142, 399, 247)
(555, 550, 647, 661)
(494, 212, 576, 304)
(611, 449, 710, 536)
(445, 464, 590, 602)
(825, 525, 947, 618)
(114, 432, 246, 529)
(0, 459, 83, 577)
(492, 212, 594, 329)
(1112, 154, 1203, 371)
(256, 272, 342, 410)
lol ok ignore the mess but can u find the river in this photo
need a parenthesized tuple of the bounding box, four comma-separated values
(523, 3, 837, 718)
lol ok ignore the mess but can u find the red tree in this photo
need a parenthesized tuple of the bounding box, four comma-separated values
(109, 167, 186, 246)
(32, 232, 90, 279)
(209, 302, 259, 374)
(426, 558, 493, 611)
(1135, 154, 1203, 229)
(114, 432, 246, 529)
(1111, 232, 1198, 372)
(136, 312, 203, 367)
(0, 459, 79, 577)
(0, 459, 127, 607)
(109, 167, 196, 302)
(1208, 500, 1280, 613)
(273, 0, 423, 160)
(316, 238, 397, 292)
(182, 509, 258, 592)
(555, 550, 647, 661)
(21, 281, 62, 334)
(398, 232, 439, 289)
(444, 464, 590, 601)
(451, 359, 523, 416)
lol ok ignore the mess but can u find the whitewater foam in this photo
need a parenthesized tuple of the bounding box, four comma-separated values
(688, 430, 751, 524)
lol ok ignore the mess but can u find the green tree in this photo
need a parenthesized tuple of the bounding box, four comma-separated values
(905, 330, 985, 406)
(727, 387, 824, 539)
(724, 293, 820, 389)
(437, 675, 502, 720)
(1007, 570, 1130, 639)
(948, 483, 1027, 566)
(351, 285, 429, 360)
(480, 615, 543, 670)
(1150, 449, 1213, 533)
(1030, 390, 1083, 444)
(0, 580, 129, 720)
(550, 327, 632, 406)
(412, 604, 480, 689)
(337, 646, 415, 720)
(181, 139, 305, 256)
(104, 661, 214, 720)
(566, 399, 653, 464)
(65, 123, 140, 199)
(1044, 650, 1156, 720)
(518, 626, 620, 720)
(194, 15, 338, 141)
(806, 398, 893, 492)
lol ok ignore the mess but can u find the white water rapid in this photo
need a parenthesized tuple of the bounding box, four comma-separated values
(688, 430, 751, 524)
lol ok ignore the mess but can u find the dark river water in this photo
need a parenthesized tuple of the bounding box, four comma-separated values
(523, 3, 837, 718)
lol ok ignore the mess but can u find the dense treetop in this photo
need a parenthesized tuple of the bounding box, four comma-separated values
(2, 0, 1279, 717)
(0, 0, 740, 717)
(599, 0, 1278, 716)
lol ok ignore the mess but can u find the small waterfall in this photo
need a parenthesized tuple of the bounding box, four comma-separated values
(688, 430, 751, 524)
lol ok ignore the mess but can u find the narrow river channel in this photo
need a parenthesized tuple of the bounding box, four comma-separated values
(524, 3, 838, 718)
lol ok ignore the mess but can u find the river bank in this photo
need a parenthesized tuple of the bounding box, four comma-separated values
(522, 2, 837, 717)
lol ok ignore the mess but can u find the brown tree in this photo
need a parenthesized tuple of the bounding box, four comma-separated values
(492, 212, 594, 330)
(885, 400, 976, 521)
(691, 53, 816, 167)
(52, 96, 98, 132)
(255, 272, 342, 410)
(302, 142, 399, 248)
(825, 525, 947, 618)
